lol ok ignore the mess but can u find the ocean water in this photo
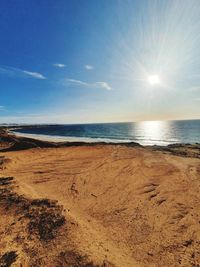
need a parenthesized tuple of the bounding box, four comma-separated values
(13, 120, 200, 146)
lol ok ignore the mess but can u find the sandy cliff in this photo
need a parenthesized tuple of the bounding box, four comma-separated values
(0, 131, 200, 266)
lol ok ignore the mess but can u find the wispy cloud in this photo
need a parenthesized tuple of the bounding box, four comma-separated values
(23, 70, 46, 79)
(0, 66, 46, 79)
(85, 65, 94, 70)
(95, 82, 112, 90)
(66, 79, 88, 86)
(53, 63, 66, 68)
(64, 78, 112, 90)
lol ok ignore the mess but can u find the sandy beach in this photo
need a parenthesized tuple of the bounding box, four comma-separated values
(0, 129, 200, 266)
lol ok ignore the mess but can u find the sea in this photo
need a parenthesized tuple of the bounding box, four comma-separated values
(11, 119, 200, 146)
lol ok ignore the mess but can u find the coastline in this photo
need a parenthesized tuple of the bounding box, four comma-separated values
(8, 128, 189, 147)
(10, 130, 135, 144)
(7, 119, 200, 146)
(0, 127, 199, 158)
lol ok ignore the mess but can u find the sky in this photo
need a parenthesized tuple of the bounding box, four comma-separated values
(0, 0, 200, 124)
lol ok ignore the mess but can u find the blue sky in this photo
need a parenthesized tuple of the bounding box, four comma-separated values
(0, 0, 200, 124)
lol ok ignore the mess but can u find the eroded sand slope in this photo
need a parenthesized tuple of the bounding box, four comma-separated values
(1, 144, 200, 266)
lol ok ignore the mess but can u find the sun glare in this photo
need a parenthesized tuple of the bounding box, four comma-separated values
(147, 75, 161, 86)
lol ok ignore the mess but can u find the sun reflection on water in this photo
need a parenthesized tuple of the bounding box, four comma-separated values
(132, 120, 179, 145)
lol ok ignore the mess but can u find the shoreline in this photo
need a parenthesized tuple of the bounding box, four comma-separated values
(10, 130, 135, 144)
(9, 129, 191, 147)
(1, 120, 200, 147)
(0, 127, 199, 158)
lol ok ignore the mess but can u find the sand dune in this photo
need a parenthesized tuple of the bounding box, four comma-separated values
(0, 140, 200, 266)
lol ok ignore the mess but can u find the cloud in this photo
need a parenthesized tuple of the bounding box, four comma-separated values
(53, 63, 66, 68)
(23, 70, 46, 79)
(0, 67, 14, 76)
(64, 78, 112, 90)
(0, 66, 46, 79)
(95, 82, 112, 90)
(85, 65, 94, 70)
(66, 79, 88, 86)
(0, 106, 5, 111)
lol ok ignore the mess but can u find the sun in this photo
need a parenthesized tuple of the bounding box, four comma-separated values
(147, 74, 161, 85)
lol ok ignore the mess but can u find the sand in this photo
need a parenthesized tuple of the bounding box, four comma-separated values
(0, 131, 200, 266)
